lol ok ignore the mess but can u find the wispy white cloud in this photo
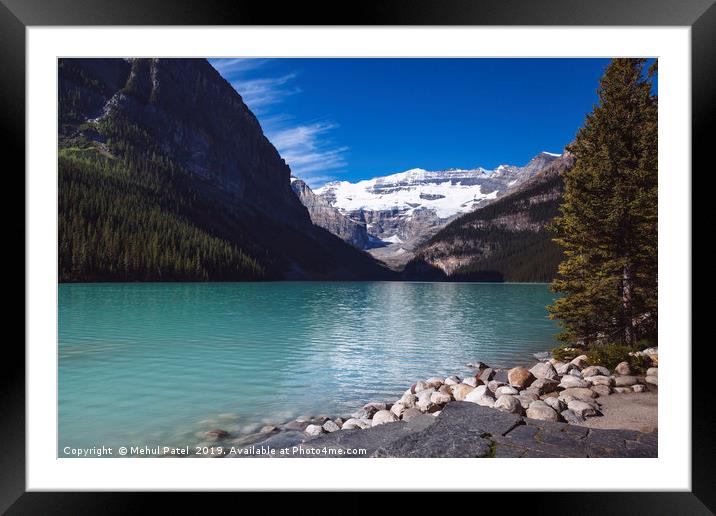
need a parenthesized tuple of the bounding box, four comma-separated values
(233, 74, 300, 113)
(267, 122, 349, 186)
(209, 58, 348, 187)
(209, 58, 271, 75)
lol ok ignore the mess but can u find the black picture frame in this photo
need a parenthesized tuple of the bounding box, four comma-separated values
(3, 0, 708, 512)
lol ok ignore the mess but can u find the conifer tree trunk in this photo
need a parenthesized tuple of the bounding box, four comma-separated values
(622, 261, 634, 344)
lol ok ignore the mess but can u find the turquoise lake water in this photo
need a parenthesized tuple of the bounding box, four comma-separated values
(58, 282, 558, 455)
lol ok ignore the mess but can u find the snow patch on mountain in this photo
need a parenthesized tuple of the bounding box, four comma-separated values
(315, 174, 499, 219)
(313, 155, 556, 221)
(295, 151, 562, 269)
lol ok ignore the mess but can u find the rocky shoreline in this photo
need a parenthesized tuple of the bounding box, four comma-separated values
(203, 347, 658, 458)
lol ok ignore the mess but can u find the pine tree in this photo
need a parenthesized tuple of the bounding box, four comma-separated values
(548, 58, 658, 346)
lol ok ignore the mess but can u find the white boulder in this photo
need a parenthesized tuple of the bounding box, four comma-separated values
(494, 395, 522, 414)
(462, 377, 479, 387)
(559, 376, 590, 389)
(586, 375, 614, 386)
(615, 361, 631, 375)
(372, 410, 399, 426)
(570, 355, 589, 369)
(305, 424, 324, 436)
(614, 375, 638, 387)
(341, 418, 372, 430)
(567, 400, 598, 417)
(430, 391, 452, 405)
(322, 420, 340, 433)
(529, 362, 559, 380)
(526, 400, 559, 421)
(495, 385, 519, 396)
(582, 365, 611, 377)
(452, 384, 475, 401)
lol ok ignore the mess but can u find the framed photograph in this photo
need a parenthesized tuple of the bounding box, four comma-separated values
(5, 0, 709, 510)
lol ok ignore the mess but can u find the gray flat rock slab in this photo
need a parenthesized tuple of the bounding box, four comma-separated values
(297, 414, 438, 457)
(227, 401, 657, 458)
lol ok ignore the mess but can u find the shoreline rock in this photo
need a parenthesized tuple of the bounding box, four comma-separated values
(209, 347, 658, 458)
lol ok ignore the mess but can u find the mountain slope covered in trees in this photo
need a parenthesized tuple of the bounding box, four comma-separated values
(402, 153, 574, 282)
(58, 58, 395, 282)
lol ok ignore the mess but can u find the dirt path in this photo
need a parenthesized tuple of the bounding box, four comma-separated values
(578, 389, 658, 433)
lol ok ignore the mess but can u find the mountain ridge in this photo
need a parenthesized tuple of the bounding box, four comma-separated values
(297, 152, 562, 268)
(402, 151, 575, 282)
(58, 58, 395, 282)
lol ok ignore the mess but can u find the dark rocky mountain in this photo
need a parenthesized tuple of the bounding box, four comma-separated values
(403, 152, 575, 282)
(290, 177, 371, 249)
(58, 58, 395, 281)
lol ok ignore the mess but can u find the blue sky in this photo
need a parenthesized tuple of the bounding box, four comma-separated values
(209, 58, 613, 188)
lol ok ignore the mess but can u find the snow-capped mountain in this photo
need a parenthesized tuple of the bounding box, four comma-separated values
(301, 152, 562, 268)
(403, 151, 575, 281)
